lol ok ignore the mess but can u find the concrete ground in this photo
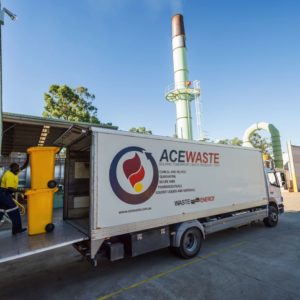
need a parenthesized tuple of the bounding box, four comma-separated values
(0, 193, 300, 300)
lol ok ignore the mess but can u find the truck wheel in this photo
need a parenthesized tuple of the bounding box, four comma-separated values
(263, 206, 278, 227)
(45, 223, 55, 232)
(176, 227, 202, 259)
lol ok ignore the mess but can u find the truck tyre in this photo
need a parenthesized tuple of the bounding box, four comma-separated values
(45, 223, 55, 232)
(263, 205, 278, 227)
(176, 227, 202, 259)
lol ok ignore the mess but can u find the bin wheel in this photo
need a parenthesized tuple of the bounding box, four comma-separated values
(47, 180, 57, 189)
(45, 223, 55, 233)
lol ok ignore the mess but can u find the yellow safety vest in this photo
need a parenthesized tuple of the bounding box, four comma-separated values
(1, 170, 19, 189)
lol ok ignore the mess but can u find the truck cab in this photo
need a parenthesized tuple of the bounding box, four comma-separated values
(265, 168, 284, 214)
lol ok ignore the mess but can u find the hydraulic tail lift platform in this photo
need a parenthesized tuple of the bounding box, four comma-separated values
(0, 220, 88, 263)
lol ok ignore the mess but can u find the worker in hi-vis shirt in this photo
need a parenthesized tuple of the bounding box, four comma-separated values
(0, 157, 29, 234)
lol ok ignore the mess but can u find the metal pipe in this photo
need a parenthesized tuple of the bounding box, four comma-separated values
(0, 2, 3, 156)
(0, 2, 17, 156)
(242, 122, 283, 169)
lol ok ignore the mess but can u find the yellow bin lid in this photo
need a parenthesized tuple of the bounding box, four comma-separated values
(27, 146, 60, 154)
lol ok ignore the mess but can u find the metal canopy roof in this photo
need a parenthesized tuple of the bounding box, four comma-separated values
(2, 112, 118, 156)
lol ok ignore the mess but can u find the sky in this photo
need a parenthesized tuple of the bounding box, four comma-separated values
(2, 0, 300, 150)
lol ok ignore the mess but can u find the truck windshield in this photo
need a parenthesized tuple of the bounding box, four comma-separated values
(268, 172, 279, 187)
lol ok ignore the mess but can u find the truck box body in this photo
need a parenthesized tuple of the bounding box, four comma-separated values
(86, 129, 268, 239)
(0, 127, 278, 265)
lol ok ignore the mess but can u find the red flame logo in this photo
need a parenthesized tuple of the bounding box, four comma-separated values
(123, 153, 145, 192)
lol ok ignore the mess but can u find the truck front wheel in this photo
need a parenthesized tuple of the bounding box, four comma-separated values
(263, 205, 278, 227)
(175, 227, 202, 259)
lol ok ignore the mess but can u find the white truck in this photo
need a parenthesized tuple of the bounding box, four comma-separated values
(63, 127, 284, 264)
(0, 128, 284, 265)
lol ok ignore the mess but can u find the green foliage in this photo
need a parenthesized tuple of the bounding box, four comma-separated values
(217, 133, 271, 154)
(217, 137, 243, 146)
(43, 85, 100, 124)
(199, 137, 211, 142)
(217, 139, 230, 145)
(129, 127, 152, 135)
(231, 137, 243, 146)
(249, 132, 272, 154)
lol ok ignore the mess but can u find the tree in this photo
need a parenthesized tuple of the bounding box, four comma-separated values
(217, 137, 242, 146)
(129, 127, 152, 135)
(43, 84, 100, 124)
(231, 137, 243, 146)
(217, 133, 271, 154)
(217, 139, 230, 145)
(249, 132, 272, 154)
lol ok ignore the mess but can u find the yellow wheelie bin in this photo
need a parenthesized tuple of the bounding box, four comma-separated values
(25, 188, 58, 235)
(27, 147, 60, 189)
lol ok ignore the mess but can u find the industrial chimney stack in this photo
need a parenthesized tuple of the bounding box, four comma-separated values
(165, 14, 200, 140)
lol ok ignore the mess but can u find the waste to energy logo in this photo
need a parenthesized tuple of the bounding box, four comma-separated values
(109, 146, 159, 205)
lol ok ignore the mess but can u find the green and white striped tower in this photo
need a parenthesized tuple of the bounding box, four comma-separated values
(165, 14, 200, 140)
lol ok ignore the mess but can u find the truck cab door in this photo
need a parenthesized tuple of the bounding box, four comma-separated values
(266, 170, 284, 213)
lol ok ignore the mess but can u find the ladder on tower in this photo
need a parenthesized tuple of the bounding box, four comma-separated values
(193, 80, 203, 141)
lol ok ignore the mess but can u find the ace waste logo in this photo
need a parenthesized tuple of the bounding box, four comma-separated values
(109, 147, 159, 205)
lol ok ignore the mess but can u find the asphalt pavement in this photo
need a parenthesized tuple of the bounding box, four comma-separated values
(0, 192, 299, 300)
